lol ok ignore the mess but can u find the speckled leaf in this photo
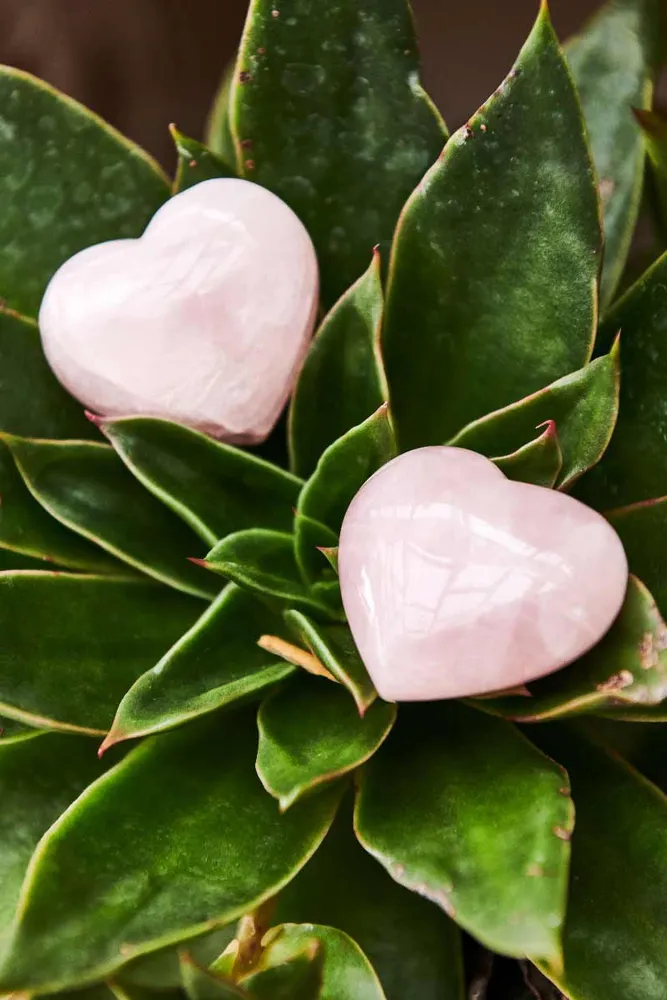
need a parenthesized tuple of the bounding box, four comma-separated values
(206, 61, 238, 167)
(473, 576, 667, 722)
(0, 573, 201, 735)
(0, 67, 168, 317)
(276, 802, 465, 1000)
(578, 253, 667, 507)
(206, 530, 342, 619)
(284, 612, 377, 715)
(532, 725, 667, 1000)
(289, 253, 385, 478)
(243, 924, 385, 1000)
(382, 5, 601, 450)
(171, 127, 235, 193)
(607, 498, 667, 615)
(230, 0, 446, 306)
(104, 584, 294, 748)
(0, 733, 106, 953)
(354, 702, 573, 964)
(451, 347, 619, 491)
(257, 675, 395, 810)
(0, 710, 342, 994)
(493, 421, 562, 488)
(100, 417, 302, 547)
(566, 0, 661, 309)
(4, 436, 217, 600)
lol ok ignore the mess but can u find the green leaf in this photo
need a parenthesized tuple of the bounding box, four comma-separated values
(295, 405, 396, 584)
(104, 584, 295, 748)
(493, 421, 562, 488)
(289, 253, 385, 478)
(257, 675, 395, 810)
(0, 717, 39, 744)
(206, 61, 238, 167)
(566, 0, 661, 309)
(4, 436, 218, 600)
(606, 498, 667, 615)
(579, 250, 667, 508)
(636, 108, 667, 227)
(230, 0, 446, 306)
(171, 127, 235, 194)
(354, 702, 573, 964)
(0, 68, 168, 317)
(240, 931, 323, 1000)
(382, 4, 601, 451)
(0, 308, 99, 439)
(180, 954, 248, 1000)
(206, 530, 342, 619)
(100, 417, 302, 547)
(0, 710, 342, 994)
(450, 347, 620, 491)
(283, 612, 377, 715)
(0, 573, 201, 735)
(244, 924, 385, 1000)
(473, 576, 667, 722)
(532, 725, 667, 1000)
(276, 802, 464, 1000)
(0, 733, 105, 950)
(120, 930, 237, 991)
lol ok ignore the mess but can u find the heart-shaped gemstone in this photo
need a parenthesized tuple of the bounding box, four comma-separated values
(39, 178, 319, 443)
(338, 447, 628, 701)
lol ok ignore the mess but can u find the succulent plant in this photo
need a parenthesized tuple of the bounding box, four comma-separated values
(0, 0, 666, 998)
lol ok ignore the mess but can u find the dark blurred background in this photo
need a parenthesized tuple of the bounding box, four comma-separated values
(0, 0, 660, 169)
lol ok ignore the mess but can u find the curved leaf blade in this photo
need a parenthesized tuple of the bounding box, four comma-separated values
(171, 127, 235, 193)
(206, 61, 238, 166)
(493, 421, 563, 488)
(382, 4, 601, 450)
(607, 497, 667, 614)
(0, 67, 168, 317)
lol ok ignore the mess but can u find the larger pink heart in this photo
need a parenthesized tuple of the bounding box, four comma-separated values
(338, 447, 628, 701)
(39, 178, 319, 443)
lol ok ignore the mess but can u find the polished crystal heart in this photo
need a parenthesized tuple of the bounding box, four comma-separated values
(338, 446, 629, 701)
(39, 178, 319, 443)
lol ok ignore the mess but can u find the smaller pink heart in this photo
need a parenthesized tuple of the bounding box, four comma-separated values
(39, 178, 319, 443)
(338, 447, 628, 701)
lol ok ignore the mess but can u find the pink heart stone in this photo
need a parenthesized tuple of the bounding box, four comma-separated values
(338, 446, 628, 701)
(39, 178, 319, 443)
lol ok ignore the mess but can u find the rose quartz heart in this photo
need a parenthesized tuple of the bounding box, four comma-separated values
(338, 447, 628, 701)
(39, 178, 319, 443)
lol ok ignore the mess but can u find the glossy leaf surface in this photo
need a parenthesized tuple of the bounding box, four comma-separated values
(289, 253, 385, 478)
(493, 422, 562, 488)
(101, 417, 301, 547)
(231, 0, 446, 306)
(0, 573, 201, 735)
(0, 68, 168, 316)
(171, 127, 235, 193)
(105, 585, 294, 747)
(0, 711, 342, 993)
(5, 437, 217, 599)
(355, 703, 573, 963)
(382, 5, 601, 450)
(257, 675, 396, 809)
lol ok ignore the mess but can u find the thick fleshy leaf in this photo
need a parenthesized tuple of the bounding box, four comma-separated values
(104, 585, 294, 748)
(607, 498, 667, 615)
(4, 437, 217, 600)
(239, 931, 323, 1000)
(284, 612, 377, 715)
(636, 108, 667, 226)
(473, 576, 667, 722)
(171, 127, 235, 193)
(180, 954, 248, 1000)
(566, 0, 661, 308)
(0, 67, 168, 317)
(532, 725, 667, 999)
(493, 421, 562, 488)
(0, 710, 342, 994)
(382, 5, 601, 451)
(120, 929, 237, 991)
(295, 405, 396, 584)
(243, 924, 385, 1000)
(579, 254, 667, 506)
(257, 675, 396, 810)
(354, 702, 573, 963)
(0, 308, 98, 440)
(206, 530, 342, 619)
(289, 253, 385, 478)
(0, 733, 105, 951)
(450, 347, 619, 490)
(230, 0, 446, 306)
(100, 417, 302, 547)
(0, 573, 201, 735)
(276, 803, 464, 1000)
(206, 62, 237, 166)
